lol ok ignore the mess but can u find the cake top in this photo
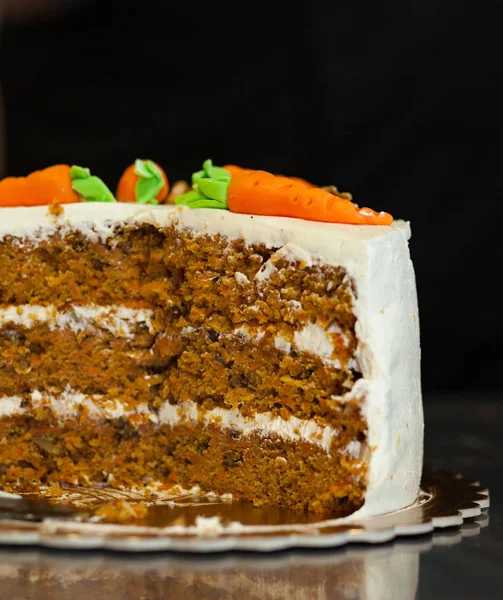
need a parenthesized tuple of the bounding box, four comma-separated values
(0, 159, 393, 226)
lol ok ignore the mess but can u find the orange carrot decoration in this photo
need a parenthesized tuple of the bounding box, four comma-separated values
(176, 160, 393, 226)
(225, 165, 315, 190)
(0, 165, 80, 207)
(116, 159, 169, 204)
(0, 164, 116, 207)
(227, 168, 393, 225)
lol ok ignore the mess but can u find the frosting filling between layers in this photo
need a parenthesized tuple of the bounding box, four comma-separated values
(0, 389, 363, 458)
(0, 305, 357, 369)
(0, 305, 155, 338)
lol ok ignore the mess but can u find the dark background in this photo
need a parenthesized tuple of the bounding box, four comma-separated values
(0, 0, 501, 395)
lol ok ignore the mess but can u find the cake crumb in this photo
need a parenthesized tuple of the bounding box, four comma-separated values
(48, 201, 64, 217)
(169, 515, 188, 527)
(94, 498, 148, 523)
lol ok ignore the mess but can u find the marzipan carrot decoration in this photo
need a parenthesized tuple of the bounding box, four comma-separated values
(227, 167, 393, 225)
(225, 165, 315, 190)
(116, 159, 169, 204)
(0, 165, 79, 207)
(0, 164, 116, 207)
(176, 160, 393, 225)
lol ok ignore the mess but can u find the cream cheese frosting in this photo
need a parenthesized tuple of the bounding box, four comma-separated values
(0, 305, 352, 368)
(1, 389, 347, 455)
(0, 203, 423, 520)
(0, 304, 155, 337)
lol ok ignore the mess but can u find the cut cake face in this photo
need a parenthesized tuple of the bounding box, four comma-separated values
(0, 160, 422, 518)
(0, 203, 422, 517)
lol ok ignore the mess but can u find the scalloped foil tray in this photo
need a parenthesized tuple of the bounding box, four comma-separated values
(0, 468, 489, 552)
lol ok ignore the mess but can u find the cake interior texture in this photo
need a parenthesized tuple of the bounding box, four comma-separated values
(0, 205, 422, 516)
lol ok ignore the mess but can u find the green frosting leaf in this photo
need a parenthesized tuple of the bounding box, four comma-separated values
(70, 165, 91, 180)
(70, 165, 116, 203)
(187, 198, 228, 209)
(197, 177, 230, 203)
(178, 159, 231, 210)
(175, 188, 226, 209)
(133, 159, 164, 204)
(192, 159, 231, 187)
(134, 159, 152, 179)
(175, 189, 206, 206)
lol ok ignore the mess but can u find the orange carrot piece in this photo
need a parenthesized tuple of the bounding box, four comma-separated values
(224, 164, 315, 190)
(115, 163, 138, 202)
(226, 168, 393, 225)
(0, 164, 80, 207)
(116, 160, 169, 204)
(27, 165, 79, 205)
(0, 177, 26, 207)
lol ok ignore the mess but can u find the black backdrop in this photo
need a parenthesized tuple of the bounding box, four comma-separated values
(1, 0, 501, 395)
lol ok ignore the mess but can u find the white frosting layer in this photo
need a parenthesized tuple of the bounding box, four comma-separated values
(0, 203, 423, 520)
(0, 202, 402, 251)
(0, 304, 154, 337)
(0, 397, 24, 417)
(157, 399, 339, 454)
(0, 203, 147, 242)
(2, 389, 350, 455)
(30, 389, 157, 423)
(0, 304, 352, 368)
(182, 323, 353, 370)
(293, 322, 349, 363)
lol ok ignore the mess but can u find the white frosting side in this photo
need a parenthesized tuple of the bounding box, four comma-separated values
(0, 304, 155, 338)
(346, 224, 423, 521)
(0, 203, 423, 519)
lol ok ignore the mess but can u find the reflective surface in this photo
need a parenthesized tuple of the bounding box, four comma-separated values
(0, 521, 487, 600)
(0, 395, 500, 599)
(0, 467, 488, 552)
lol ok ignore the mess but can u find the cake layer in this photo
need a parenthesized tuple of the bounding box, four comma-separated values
(0, 321, 159, 398)
(1, 380, 366, 453)
(162, 326, 359, 421)
(0, 398, 367, 513)
(2, 390, 361, 453)
(1, 317, 360, 430)
(0, 304, 354, 362)
(0, 224, 356, 342)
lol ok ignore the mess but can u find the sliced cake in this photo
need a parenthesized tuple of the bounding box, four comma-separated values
(0, 159, 423, 517)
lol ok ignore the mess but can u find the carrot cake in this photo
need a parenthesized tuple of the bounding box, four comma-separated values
(0, 159, 423, 517)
